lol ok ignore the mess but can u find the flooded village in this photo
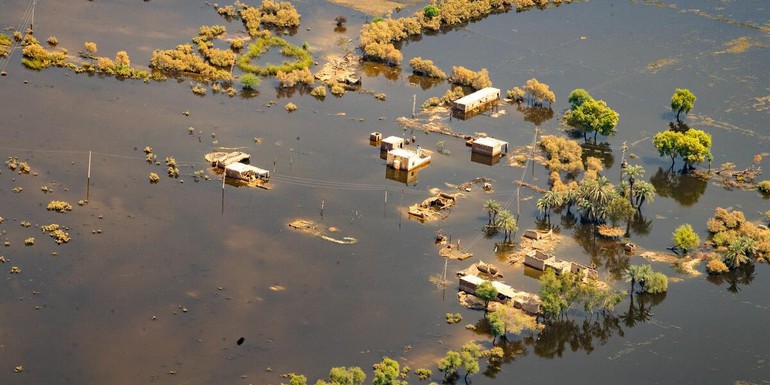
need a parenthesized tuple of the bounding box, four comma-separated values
(1, 0, 770, 385)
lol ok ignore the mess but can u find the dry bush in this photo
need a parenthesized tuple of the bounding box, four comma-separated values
(276, 68, 314, 87)
(706, 207, 770, 260)
(284, 102, 297, 112)
(310, 85, 326, 98)
(706, 259, 729, 274)
(448, 66, 491, 90)
(409, 57, 446, 79)
(522, 77, 555, 105)
(47, 36, 58, 45)
(151, 44, 232, 80)
(362, 41, 402, 66)
(538, 135, 584, 175)
(441, 86, 465, 105)
(47, 201, 73, 213)
(506, 87, 525, 102)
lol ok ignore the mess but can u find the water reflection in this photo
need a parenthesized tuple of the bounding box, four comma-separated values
(515, 104, 554, 127)
(581, 141, 615, 170)
(706, 263, 756, 293)
(408, 74, 445, 90)
(571, 221, 630, 280)
(276, 85, 311, 99)
(362, 62, 401, 81)
(620, 292, 666, 328)
(649, 167, 708, 206)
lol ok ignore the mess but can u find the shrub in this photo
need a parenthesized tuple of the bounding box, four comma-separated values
(230, 39, 244, 50)
(151, 44, 232, 80)
(47, 201, 73, 213)
(423, 5, 439, 18)
(408, 57, 446, 79)
(47, 36, 58, 45)
(757, 180, 770, 194)
(284, 102, 297, 112)
(441, 86, 465, 105)
(448, 66, 491, 90)
(538, 135, 584, 175)
(335, 16, 347, 27)
(330, 82, 345, 96)
(506, 87, 525, 102)
(362, 41, 402, 66)
(644, 272, 668, 294)
(415, 368, 432, 381)
(310, 85, 326, 98)
(706, 259, 729, 274)
(240, 73, 260, 89)
(275, 68, 314, 87)
(149, 172, 160, 183)
(237, 35, 313, 76)
(84, 41, 97, 56)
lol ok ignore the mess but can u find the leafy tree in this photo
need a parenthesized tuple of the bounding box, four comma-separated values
(567, 88, 592, 110)
(568, 98, 619, 141)
(577, 176, 617, 222)
(485, 303, 537, 342)
(671, 88, 696, 122)
(538, 269, 571, 320)
(475, 280, 498, 309)
(373, 357, 405, 385)
(537, 190, 564, 218)
(459, 350, 479, 384)
(495, 209, 518, 242)
(240, 73, 260, 90)
(652, 128, 712, 170)
(437, 351, 462, 382)
(672, 223, 700, 254)
(84, 41, 97, 57)
(652, 130, 679, 167)
(483, 199, 500, 225)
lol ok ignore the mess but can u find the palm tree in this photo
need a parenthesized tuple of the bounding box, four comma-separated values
(632, 181, 656, 211)
(496, 210, 518, 242)
(536, 190, 564, 218)
(625, 164, 644, 205)
(483, 199, 501, 225)
(578, 176, 615, 222)
(624, 264, 652, 294)
(723, 236, 755, 269)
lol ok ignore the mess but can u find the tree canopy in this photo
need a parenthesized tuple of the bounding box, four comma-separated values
(475, 280, 499, 308)
(671, 88, 696, 122)
(567, 88, 592, 110)
(568, 98, 619, 141)
(652, 128, 712, 170)
(673, 223, 700, 254)
(372, 357, 405, 385)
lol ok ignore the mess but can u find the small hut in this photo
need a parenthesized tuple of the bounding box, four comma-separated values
(386, 148, 431, 171)
(381, 136, 405, 151)
(471, 137, 509, 157)
(452, 87, 501, 113)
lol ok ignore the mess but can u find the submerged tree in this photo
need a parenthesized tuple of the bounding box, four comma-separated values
(652, 128, 712, 170)
(671, 88, 696, 122)
(672, 223, 700, 255)
(568, 98, 619, 142)
(537, 190, 564, 219)
(567, 88, 592, 110)
(495, 209, 518, 242)
(623, 264, 652, 294)
(372, 357, 405, 385)
(475, 280, 499, 310)
(483, 199, 501, 225)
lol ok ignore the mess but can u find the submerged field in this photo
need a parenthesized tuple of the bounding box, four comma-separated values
(1, 0, 769, 384)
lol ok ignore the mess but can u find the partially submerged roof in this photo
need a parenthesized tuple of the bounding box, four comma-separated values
(454, 87, 501, 105)
(388, 148, 418, 158)
(473, 137, 508, 147)
(226, 162, 269, 175)
(205, 151, 251, 166)
(382, 136, 404, 144)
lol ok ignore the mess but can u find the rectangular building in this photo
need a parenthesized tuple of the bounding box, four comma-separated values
(452, 87, 501, 113)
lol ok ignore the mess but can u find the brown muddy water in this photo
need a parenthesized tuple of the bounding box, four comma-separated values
(1, 0, 769, 384)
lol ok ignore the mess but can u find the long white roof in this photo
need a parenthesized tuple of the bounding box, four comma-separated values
(454, 87, 500, 104)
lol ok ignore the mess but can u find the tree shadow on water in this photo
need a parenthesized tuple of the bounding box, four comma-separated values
(650, 167, 707, 207)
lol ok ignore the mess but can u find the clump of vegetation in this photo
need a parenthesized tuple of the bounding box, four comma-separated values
(0, 34, 11, 57)
(335, 16, 347, 27)
(623, 264, 668, 295)
(706, 258, 729, 274)
(409, 57, 446, 79)
(47, 201, 73, 213)
(149, 172, 160, 183)
(25, 237, 35, 246)
(151, 44, 232, 80)
(506, 87, 525, 102)
(275, 68, 314, 87)
(329, 82, 346, 96)
(653, 128, 712, 170)
(538, 135, 584, 176)
(216, 5, 237, 18)
(10, 266, 21, 274)
(314, 366, 365, 385)
(757, 180, 770, 194)
(237, 35, 312, 76)
(672, 223, 700, 255)
(193, 25, 236, 68)
(192, 84, 207, 95)
(230, 39, 244, 51)
(47, 36, 58, 46)
(21, 38, 69, 70)
(310, 85, 326, 98)
(374, 93, 386, 101)
(445, 313, 462, 324)
(20, 221, 31, 227)
(165, 157, 180, 178)
(284, 102, 297, 112)
(240, 73, 260, 90)
(46, 225, 70, 244)
(448, 66, 491, 90)
(238, 0, 301, 37)
(362, 41, 403, 66)
(706, 207, 770, 263)
(566, 91, 620, 142)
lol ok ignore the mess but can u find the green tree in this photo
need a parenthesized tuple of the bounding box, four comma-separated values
(673, 223, 700, 254)
(652, 130, 680, 168)
(373, 357, 405, 385)
(567, 88, 592, 110)
(623, 264, 652, 294)
(577, 176, 616, 222)
(538, 269, 570, 320)
(632, 180, 655, 211)
(317, 367, 365, 385)
(606, 195, 636, 227)
(437, 351, 462, 382)
(723, 236, 756, 269)
(568, 98, 619, 141)
(241, 73, 260, 90)
(671, 88, 696, 122)
(495, 209, 518, 242)
(537, 190, 564, 218)
(460, 350, 479, 384)
(652, 129, 712, 170)
(483, 199, 500, 225)
(475, 280, 498, 309)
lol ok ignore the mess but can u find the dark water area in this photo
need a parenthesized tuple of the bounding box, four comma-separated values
(1, 0, 769, 384)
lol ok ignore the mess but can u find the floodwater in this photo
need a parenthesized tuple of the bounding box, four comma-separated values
(0, 0, 768, 384)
